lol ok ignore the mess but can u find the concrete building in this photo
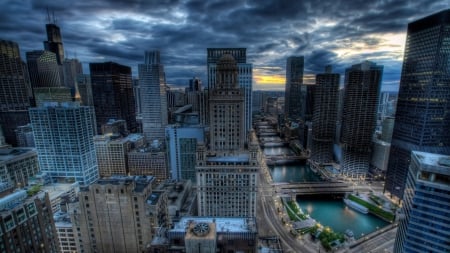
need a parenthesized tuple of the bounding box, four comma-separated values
(385, 10, 450, 199)
(155, 180, 196, 222)
(394, 151, 450, 253)
(207, 48, 253, 140)
(138, 51, 168, 142)
(310, 66, 340, 164)
(0, 147, 39, 193)
(149, 217, 257, 253)
(29, 102, 98, 185)
(53, 211, 77, 253)
(128, 141, 169, 184)
(197, 54, 259, 217)
(0, 190, 60, 253)
(70, 176, 170, 253)
(94, 133, 145, 177)
(15, 124, 35, 147)
(340, 61, 382, 180)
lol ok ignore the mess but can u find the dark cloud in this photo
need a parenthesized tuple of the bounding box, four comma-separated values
(0, 0, 447, 88)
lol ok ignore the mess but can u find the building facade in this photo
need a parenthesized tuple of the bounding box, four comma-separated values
(70, 176, 170, 253)
(0, 147, 39, 193)
(310, 66, 340, 164)
(29, 102, 98, 185)
(90, 62, 137, 133)
(393, 151, 450, 253)
(0, 191, 60, 253)
(138, 51, 168, 142)
(284, 56, 304, 121)
(26, 50, 62, 88)
(128, 142, 168, 184)
(340, 61, 382, 179)
(385, 10, 450, 199)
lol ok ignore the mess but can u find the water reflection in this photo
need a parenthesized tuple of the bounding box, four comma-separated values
(269, 165, 322, 183)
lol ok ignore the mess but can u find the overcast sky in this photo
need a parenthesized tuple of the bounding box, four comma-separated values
(1, 0, 448, 90)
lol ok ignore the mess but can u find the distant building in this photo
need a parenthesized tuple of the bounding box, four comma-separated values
(311, 66, 340, 164)
(29, 102, 98, 185)
(70, 176, 170, 253)
(90, 62, 137, 133)
(101, 118, 129, 136)
(149, 217, 257, 253)
(155, 180, 196, 222)
(33, 86, 72, 106)
(43, 22, 65, 65)
(15, 124, 35, 147)
(340, 61, 382, 180)
(284, 56, 304, 121)
(53, 211, 77, 253)
(62, 58, 82, 90)
(128, 141, 169, 184)
(394, 151, 450, 253)
(385, 9, 450, 199)
(0, 147, 39, 193)
(26, 50, 62, 88)
(138, 51, 168, 142)
(76, 74, 93, 106)
(0, 40, 31, 146)
(94, 133, 145, 177)
(0, 190, 60, 253)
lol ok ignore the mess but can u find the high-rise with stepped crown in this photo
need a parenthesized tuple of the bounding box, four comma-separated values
(196, 54, 259, 217)
(384, 9, 450, 199)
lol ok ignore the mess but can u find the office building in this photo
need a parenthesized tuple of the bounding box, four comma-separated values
(393, 151, 450, 253)
(53, 211, 77, 253)
(43, 19, 65, 65)
(207, 48, 253, 140)
(0, 147, 39, 193)
(0, 190, 60, 253)
(166, 125, 204, 182)
(385, 10, 450, 199)
(94, 133, 145, 177)
(33, 86, 72, 106)
(128, 141, 168, 184)
(62, 58, 82, 91)
(70, 176, 170, 253)
(138, 51, 168, 142)
(90, 62, 137, 133)
(29, 102, 98, 185)
(26, 50, 62, 88)
(15, 124, 35, 147)
(149, 217, 257, 253)
(284, 56, 304, 121)
(197, 54, 259, 217)
(340, 61, 382, 180)
(0, 40, 32, 146)
(77, 74, 93, 106)
(310, 66, 340, 164)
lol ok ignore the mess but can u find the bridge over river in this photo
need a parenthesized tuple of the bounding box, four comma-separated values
(273, 181, 353, 196)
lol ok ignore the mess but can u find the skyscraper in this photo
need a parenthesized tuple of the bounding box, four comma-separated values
(62, 58, 82, 90)
(341, 61, 382, 179)
(310, 66, 340, 164)
(26, 50, 62, 88)
(138, 51, 168, 142)
(385, 10, 450, 199)
(0, 40, 31, 145)
(90, 62, 137, 133)
(284, 56, 304, 121)
(29, 102, 98, 185)
(196, 54, 259, 217)
(43, 20, 65, 65)
(393, 151, 450, 253)
(207, 48, 253, 140)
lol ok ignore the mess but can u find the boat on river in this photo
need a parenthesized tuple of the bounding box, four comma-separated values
(343, 198, 369, 214)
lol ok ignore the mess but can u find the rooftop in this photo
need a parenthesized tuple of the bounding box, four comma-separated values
(412, 151, 450, 176)
(206, 153, 250, 163)
(0, 147, 36, 163)
(172, 217, 257, 233)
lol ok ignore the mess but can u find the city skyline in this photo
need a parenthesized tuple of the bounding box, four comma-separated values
(0, 0, 448, 90)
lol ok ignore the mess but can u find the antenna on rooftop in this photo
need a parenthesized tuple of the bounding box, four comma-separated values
(46, 7, 51, 24)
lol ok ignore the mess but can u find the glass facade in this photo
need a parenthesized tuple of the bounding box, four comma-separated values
(385, 10, 450, 199)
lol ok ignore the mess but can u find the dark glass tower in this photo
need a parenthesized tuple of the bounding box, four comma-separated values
(90, 62, 137, 133)
(341, 61, 382, 180)
(384, 10, 450, 199)
(43, 23, 64, 65)
(284, 56, 304, 121)
(311, 66, 340, 164)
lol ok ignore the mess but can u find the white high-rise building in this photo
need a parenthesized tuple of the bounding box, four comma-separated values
(29, 102, 98, 185)
(138, 50, 168, 143)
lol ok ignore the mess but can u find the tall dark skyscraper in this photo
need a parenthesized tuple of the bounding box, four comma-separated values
(90, 62, 137, 133)
(311, 66, 340, 164)
(43, 20, 64, 65)
(385, 10, 450, 199)
(284, 56, 304, 121)
(341, 61, 382, 180)
(0, 40, 32, 145)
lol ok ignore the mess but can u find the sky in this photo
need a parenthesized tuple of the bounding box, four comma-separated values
(1, 0, 448, 91)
